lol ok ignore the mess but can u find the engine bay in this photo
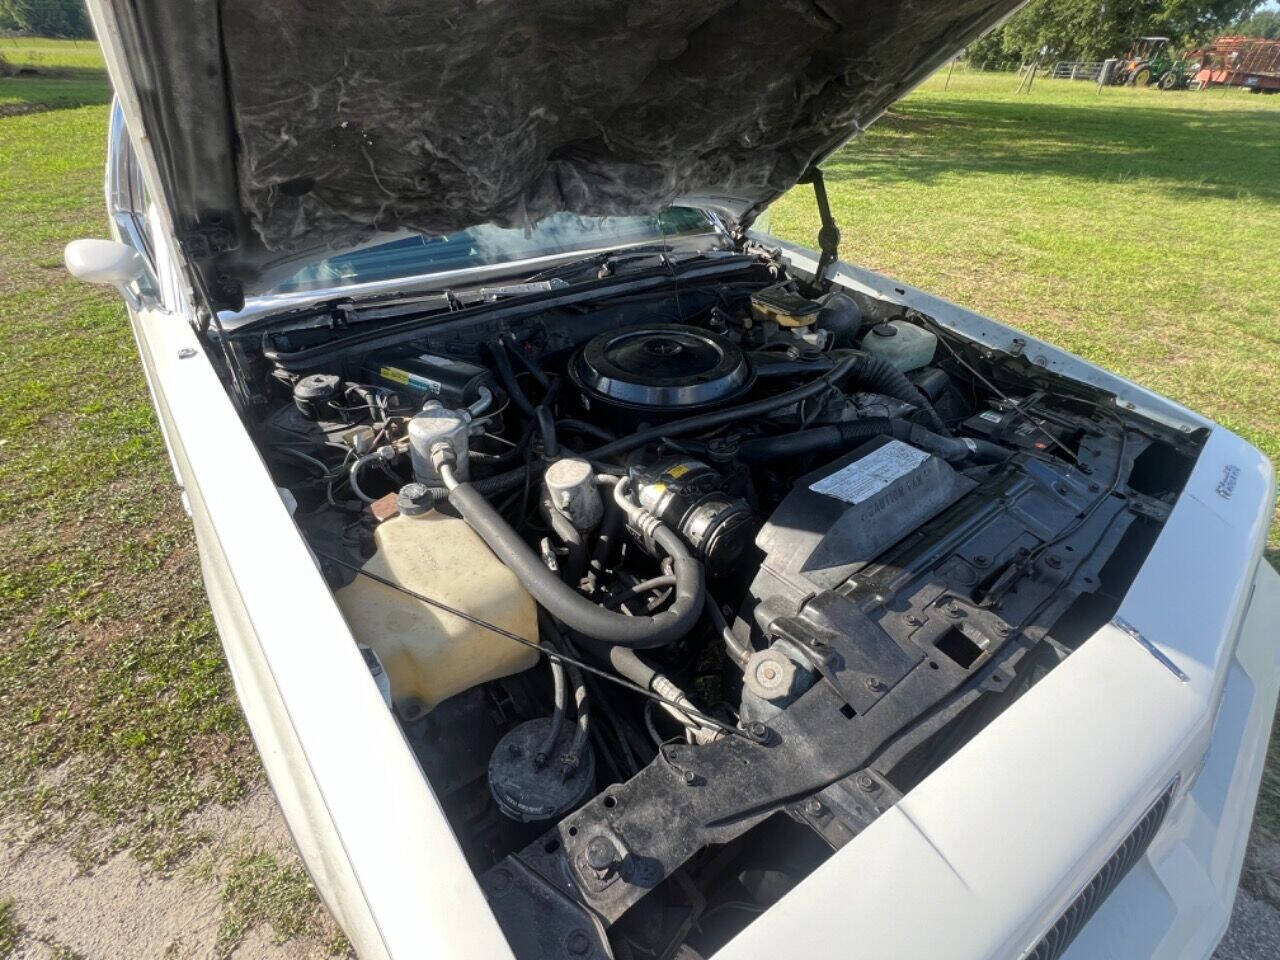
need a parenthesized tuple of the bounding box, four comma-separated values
(234, 244, 1203, 959)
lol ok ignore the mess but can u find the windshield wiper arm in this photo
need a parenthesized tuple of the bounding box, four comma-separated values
(449, 278, 570, 306)
(524, 244, 725, 284)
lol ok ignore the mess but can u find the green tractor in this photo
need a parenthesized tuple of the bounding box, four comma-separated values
(1115, 36, 1193, 88)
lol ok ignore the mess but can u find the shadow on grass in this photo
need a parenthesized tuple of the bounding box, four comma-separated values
(0, 67, 111, 117)
(825, 97, 1280, 205)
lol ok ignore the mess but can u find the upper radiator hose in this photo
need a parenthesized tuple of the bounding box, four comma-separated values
(845, 352, 951, 436)
(735, 418, 1007, 465)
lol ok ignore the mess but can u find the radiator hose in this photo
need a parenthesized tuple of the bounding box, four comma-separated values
(735, 418, 1007, 465)
(440, 464, 704, 648)
(846, 352, 952, 436)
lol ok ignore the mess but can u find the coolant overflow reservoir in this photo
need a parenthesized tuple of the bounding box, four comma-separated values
(860, 320, 937, 372)
(335, 509, 538, 715)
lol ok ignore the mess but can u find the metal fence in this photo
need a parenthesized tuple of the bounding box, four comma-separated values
(1050, 61, 1105, 82)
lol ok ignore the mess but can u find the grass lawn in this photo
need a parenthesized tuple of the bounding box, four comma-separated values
(0, 40, 1278, 946)
(0, 36, 112, 115)
(0, 39, 347, 956)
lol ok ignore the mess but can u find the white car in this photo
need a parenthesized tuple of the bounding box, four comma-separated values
(68, 2, 1278, 959)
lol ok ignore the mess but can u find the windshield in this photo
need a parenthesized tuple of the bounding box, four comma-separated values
(267, 207, 718, 295)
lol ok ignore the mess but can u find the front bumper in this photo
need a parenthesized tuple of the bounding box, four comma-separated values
(1062, 559, 1280, 960)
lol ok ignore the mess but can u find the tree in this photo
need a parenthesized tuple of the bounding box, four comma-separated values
(967, 0, 1266, 65)
(0, 0, 92, 38)
(1234, 8, 1280, 36)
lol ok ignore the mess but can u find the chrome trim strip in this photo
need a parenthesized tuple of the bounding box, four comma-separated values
(1112, 615, 1190, 683)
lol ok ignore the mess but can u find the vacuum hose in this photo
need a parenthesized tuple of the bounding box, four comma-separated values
(441, 465, 704, 648)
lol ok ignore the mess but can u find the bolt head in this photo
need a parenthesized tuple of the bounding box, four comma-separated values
(566, 930, 593, 956)
(856, 773, 875, 791)
(488, 868, 512, 894)
(584, 836, 617, 872)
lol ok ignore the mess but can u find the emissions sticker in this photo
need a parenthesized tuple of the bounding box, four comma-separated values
(379, 365, 442, 396)
(809, 440, 929, 505)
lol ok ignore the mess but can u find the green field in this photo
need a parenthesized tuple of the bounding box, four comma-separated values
(0, 41, 1278, 950)
(0, 37, 111, 116)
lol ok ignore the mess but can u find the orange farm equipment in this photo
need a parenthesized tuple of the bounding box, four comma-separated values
(1192, 36, 1280, 92)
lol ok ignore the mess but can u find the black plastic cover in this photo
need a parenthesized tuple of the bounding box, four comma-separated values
(362, 352, 492, 408)
(750, 436, 976, 615)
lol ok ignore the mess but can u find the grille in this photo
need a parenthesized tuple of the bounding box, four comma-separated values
(1026, 779, 1177, 960)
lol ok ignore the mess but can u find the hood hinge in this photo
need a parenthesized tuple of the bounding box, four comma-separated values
(800, 166, 841, 290)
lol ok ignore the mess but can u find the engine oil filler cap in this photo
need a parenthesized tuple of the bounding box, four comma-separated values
(488, 718, 596, 822)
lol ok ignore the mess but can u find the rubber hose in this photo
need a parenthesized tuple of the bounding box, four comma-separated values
(749, 353, 837, 379)
(586, 352, 865, 461)
(582, 351, 950, 460)
(604, 644, 657, 688)
(606, 646, 706, 737)
(604, 576, 678, 610)
(535, 643, 568, 768)
(706, 594, 751, 669)
(848, 352, 951, 436)
(447, 481, 705, 647)
(421, 463, 533, 504)
(537, 612, 589, 772)
(557, 419, 617, 443)
(735, 418, 1007, 465)
(490, 340, 535, 417)
(588, 496, 624, 585)
(502, 334, 551, 390)
(564, 659, 590, 772)
(546, 509, 587, 584)
(535, 405, 560, 458)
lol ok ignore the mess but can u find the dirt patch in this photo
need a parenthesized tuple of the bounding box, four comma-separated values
(1242, 827, 1280, 909)
(0, 787, 344, 959)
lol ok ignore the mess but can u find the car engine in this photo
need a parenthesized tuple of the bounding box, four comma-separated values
(240, 246, 1200, 959)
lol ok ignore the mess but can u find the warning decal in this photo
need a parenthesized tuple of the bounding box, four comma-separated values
(809, 440, 929, 505)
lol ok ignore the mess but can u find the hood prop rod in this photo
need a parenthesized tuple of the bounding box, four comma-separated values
(800, 165, 841, 289)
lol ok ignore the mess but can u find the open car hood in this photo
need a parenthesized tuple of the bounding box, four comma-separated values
(97, 0, 1023, 310)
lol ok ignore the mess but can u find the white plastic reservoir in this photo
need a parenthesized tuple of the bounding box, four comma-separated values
(860, 320, 938, 372)
(336, 509, 539, 714)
